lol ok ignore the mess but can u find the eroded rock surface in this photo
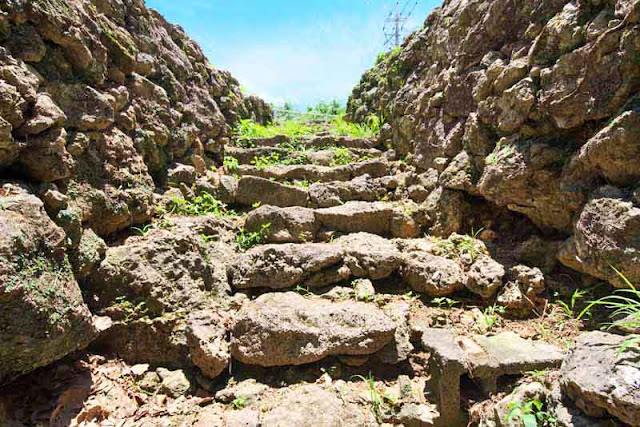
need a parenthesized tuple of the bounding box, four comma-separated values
(0, 183, 95, 384)
(347, 0, 640, 285)
(561, 331, 640, 426)
(230, 292, 396, 366)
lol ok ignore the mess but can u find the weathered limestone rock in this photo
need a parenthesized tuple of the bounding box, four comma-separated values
(421, 329, 563, 426)
(235, 176, 309, 207)
(228, 243, 346, 290)
(85, 217, 231, 368)
(230, 292, 396, 366)
(185, 311, 230, 380)
(261, 384, 376, 426)
(402, 252, 465, 296)
(309, 175, 387, 208)
(336, 232, 404, 280)
(561, 332, 640, 426)
(497, 265, 546, 318)
(464, 254, 505, 299)
(316, 201, 397, 236)
(0, 184, 96, 385)
(157, 368, 193, 398)
(558, 196, 640, 288)
(245, 205, 318, 243)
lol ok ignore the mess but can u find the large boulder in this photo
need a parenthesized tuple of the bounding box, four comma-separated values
(560, 331, 640, 426)
(230, 292, 396, 366)
(558, 196, 640, 288)
(85, 216, 231, 372)
(228, 242, 346, 290)
(0, 184, 96, 385)
(401, 252, 465, 296)
(245, 205, 318, 243)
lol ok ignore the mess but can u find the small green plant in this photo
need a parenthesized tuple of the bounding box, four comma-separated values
(224, 156, 240, 171)
(131, 223, 153, 236)
(579, 267, 640, 354)
(294, 284, 313, 297)
(432, 297, 460, 309)
(329, 147, 354, 166)
(556, 288, 589, 318)
(252, 152, 309, 169)
(251, 201, 262, 209)
(231, 396, 248, 410)
(200, 233, 217, 244)
(236, 223, 271, 251)
(167, 193, 237, 217)
(351, 373, 389, 422)
(506, 396, 557, 427)
(477, 304, 506, 333)
(486, 141, 517, 166)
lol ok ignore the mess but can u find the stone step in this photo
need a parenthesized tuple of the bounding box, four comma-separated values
(225, 145, 382, 166)
(420, 328, 564, 426)
(232, 158, 391, 183)
(235, 134, 382, 150)
(230, 291, 396, 367)
(244, 201, 422, 241)
(227, 231, 510, 301)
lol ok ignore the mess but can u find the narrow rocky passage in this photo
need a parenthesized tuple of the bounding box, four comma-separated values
(1, 0, 640, 426)
(1, 128, 609, 426)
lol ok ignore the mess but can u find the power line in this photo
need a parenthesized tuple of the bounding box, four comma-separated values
(383, 0, 419, 51)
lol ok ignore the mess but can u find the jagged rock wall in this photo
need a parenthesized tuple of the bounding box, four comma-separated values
(347, 0, 640, 287)
(0, 0, 271, 237)
(0, 0, 271, 384)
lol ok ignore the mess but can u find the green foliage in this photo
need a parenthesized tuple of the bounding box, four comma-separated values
(328, 117, 379, 138)
(351, 373, 395, 422)
(131, 223, 153, 236)
(486, 141, 517, 165)
(231, 396, 248, 410)
(507, 396, 557, 427)
(200, 233, 217, 244)
(556, 288, 589, 318)
(431, 297, 460, 308)
(236, 223, 271, 251)
(235, 116, 380, 142)
(307, 99, 345, 116)
(166, 193, 237, 217)
(251, 151, 309, 169)
(579, 267, 640, 354)
(329, 147, 354, 166)
(236, 118, 316, 139)
(224, 156, 240, 171)
(477, 304, 506, 333)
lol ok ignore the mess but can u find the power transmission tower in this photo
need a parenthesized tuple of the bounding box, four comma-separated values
(383, 1, 419, 51)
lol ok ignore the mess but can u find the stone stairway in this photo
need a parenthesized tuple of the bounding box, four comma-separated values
(201, 133, 563, 425)
(62, 132, 567, 427)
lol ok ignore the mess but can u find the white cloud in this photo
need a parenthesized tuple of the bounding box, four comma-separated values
(194, 13, 384, 108)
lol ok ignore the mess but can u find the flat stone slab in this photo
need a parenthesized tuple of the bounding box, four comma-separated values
(230, 292, 396, 366)
(421, 329, 564, 426)
(560, 331, 640, 426)
(234, 159, 390, 183)
(235, 176, 309, 207)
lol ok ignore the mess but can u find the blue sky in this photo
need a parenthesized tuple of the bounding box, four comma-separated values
(146, 0, 439, 109)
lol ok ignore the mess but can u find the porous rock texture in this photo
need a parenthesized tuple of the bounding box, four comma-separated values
(561, 331, 640, 426)
(0, 182, 96, 384)
(347, 0, 640, 287)
(0, 0, 272, 237)
(230, 292, 397, 366)
(0, 0, 269, 386)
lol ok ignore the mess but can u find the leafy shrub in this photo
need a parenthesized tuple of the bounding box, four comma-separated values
(167, 193, 236, 217)
(236, 223, 271, 251)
